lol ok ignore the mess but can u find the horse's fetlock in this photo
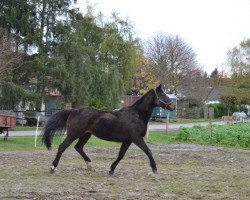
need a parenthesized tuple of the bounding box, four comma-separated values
(50, 166, 56, 173)
(85, 161, 92, 170)
(109, 170, 114, 176)
(152, 168, 158, 174)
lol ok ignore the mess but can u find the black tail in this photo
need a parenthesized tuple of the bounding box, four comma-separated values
(41, 109, 72, 150)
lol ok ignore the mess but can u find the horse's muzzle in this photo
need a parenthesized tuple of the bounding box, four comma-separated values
(166, 102, 175, 111)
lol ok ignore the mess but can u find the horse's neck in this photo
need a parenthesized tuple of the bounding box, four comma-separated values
(132, 90, 156, 123)
(139, 106, 155, 124)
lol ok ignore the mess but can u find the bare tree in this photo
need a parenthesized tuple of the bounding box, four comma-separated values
(179, 67, 209, 106)
(227, 39, 250, 87)
(145, 33, 198, 94)
(0, 28, 23, 80)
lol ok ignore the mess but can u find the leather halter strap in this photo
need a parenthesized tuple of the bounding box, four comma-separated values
(154, 90, 173, 106)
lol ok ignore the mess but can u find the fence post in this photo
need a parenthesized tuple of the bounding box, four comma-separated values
(35, 116, 40, 147)
(209, 120, 212, 144)
(166, 112, 170, 132)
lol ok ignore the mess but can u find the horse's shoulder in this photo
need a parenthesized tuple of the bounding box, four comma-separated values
(100, 111, 117, 119)
(114, 108, 139, 119)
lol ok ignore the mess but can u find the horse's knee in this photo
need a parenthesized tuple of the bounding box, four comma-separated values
(146, 148, 152, 155)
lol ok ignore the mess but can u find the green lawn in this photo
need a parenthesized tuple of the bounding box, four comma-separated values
(151, 118, 222, 124)
(171, 118, 221, 123)
(12, 126, 42, 131)
(0, 131, 177, 151)
(1, 123, 249, 151)
(0, 135, 120, 151)
(175, 123, 250, 149)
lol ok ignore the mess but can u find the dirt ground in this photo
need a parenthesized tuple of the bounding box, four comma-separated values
(0, 143, 250, 200)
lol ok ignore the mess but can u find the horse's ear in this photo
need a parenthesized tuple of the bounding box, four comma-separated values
(156, 84, 162, 92)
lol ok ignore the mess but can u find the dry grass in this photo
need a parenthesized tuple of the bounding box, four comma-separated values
(0, 144, 250, 200)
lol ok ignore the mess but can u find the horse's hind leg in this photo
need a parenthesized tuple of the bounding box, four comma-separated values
(74, 132, 92, 170)
(50, 136, 75, 173)
(109, 141, 131, 175)
(132, 137, 157, 174)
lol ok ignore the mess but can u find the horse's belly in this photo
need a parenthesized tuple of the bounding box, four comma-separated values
(94, 131, 128, 142)
(91, 120, 130, 142)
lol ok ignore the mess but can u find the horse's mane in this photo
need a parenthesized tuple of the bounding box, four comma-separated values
(129, 89, 155, 110)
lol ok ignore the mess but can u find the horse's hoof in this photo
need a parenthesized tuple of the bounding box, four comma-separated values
(153, 169, 158, 174)
(85, 161, 92, 171)
(109, 170, 114, 176)
(50, 166, 56, 173)
(87, 164, 92, 171)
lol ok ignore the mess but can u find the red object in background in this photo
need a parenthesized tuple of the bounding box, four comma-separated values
(0, 114, 16, 127)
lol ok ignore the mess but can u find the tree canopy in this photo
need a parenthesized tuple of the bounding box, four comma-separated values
(228, 39, 250, 88)
(145, 33, 198, 94)
(226, 38, 250, 106)
(50, 13, 140, 108)
(0, 1, 140, 110)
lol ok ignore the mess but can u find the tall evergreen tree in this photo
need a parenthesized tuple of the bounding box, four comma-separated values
(0, 0, 77, 110)
(50, 12, 140, 109)
(1, 2, 140, 110)
(210, 68, 219, 78)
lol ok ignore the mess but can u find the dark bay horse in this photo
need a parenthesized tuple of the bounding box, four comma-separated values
(41, 84, 175, 175)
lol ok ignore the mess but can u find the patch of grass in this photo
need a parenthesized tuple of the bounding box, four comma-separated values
(175, 123, 250, 149)
(0, 130, 176, 151)
(10, 126, 42, 131)
(1, 123, 249, 151)
(0, 130, 177, 152)
(0, 135, 119, 151)
(170, 118, 221, 123)
(146, 130, 178, 143)
(0, 136, 37, 151)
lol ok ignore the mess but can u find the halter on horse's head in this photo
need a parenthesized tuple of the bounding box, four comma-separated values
(155, 84, 175, 111)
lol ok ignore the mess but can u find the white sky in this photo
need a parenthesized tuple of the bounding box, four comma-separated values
(77, 0, 250, 74)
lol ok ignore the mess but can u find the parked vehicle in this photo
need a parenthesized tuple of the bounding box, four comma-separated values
(232, 112, 247, 122)
(0, 110, 16, 140)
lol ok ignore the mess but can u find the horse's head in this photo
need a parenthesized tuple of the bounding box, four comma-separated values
(155, 84, 175, 111)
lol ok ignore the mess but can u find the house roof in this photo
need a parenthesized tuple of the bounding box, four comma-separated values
(205, 86, 229, 102)
(177, 86, 230, 103)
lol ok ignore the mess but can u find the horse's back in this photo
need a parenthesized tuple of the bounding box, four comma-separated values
(89, 109, 146, 142)
(66, 107, 147, 142)
(66, 108, 101, 133)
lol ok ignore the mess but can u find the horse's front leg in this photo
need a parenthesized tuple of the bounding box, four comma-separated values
(109, 141, 131, 175)
(132, 137, 157, 174)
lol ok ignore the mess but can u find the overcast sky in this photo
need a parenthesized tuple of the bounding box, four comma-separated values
(77, 0, 250, 74)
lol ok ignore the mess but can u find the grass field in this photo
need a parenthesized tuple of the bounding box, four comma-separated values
(175, 123, 250, 149)
(1, 123, 250, 151)
(0, 130, 178, 151)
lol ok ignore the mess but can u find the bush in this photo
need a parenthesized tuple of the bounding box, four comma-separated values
(207, 103, 248, 117)
(207, 103, 228, 117)
(175, 123, 250, 148)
